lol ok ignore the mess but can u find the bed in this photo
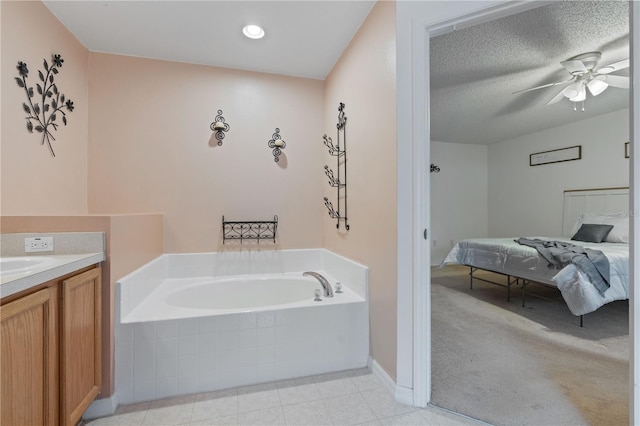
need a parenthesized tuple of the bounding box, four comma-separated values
(440, 187, 630, 325)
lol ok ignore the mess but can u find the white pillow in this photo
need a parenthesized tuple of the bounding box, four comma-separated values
(571, 212, 629, 243)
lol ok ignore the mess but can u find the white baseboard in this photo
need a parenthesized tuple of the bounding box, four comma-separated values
(83, 393, 118, 420)
(395, 385, 414, 405)
(369, 356, 414, 405)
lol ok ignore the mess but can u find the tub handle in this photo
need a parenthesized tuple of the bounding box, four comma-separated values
(335, 282, 343, 293)
(314, 289, 323, 302)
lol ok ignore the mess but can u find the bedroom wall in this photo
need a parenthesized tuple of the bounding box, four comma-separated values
(488, 108, 630, 237)
(430, 141, 488, 265)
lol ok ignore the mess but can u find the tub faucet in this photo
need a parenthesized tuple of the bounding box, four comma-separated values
(303, 271, 334, 297)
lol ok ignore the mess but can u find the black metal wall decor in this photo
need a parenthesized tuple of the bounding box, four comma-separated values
(15, 54, 75, 157)
(222, 215, 278, 243)
(210, 109, 230, 145)
(430, 164, 440, 173)
(323, 102, 349, 230)
(267, 128, 286, 162)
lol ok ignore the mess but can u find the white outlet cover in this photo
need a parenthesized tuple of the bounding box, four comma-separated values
(25, 236, 54, 252)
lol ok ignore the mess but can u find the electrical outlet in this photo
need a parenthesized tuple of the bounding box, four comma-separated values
(25, 236, 54, 253)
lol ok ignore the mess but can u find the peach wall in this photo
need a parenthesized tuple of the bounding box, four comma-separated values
(0, 214, 164, 396)
(1, 1, 89, 215)
(87, 54, 325, 252)
(323, 1, 398, 380)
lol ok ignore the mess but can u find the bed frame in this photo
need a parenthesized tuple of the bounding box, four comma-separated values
(467, 186, 629, 327)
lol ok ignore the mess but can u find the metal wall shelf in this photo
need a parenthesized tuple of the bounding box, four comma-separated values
(222, 215, 278, 243)
(323, 102, 349, 230)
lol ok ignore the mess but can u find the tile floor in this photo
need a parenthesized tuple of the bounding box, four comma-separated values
(84, 368, 485, 425)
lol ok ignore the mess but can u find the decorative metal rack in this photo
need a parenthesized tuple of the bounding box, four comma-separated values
(323, 102, 349, 230)
(222, 215, 278, 243)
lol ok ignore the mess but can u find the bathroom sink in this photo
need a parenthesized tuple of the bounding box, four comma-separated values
(0, 256, 57, 276)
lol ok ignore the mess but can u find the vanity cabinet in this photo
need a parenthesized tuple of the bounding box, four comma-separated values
(1, 265, 101, 426)
(60, 267, 102, 426)
(1, 286, 59, 425)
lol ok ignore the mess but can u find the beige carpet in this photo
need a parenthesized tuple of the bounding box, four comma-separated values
(431, 265, 629, 426)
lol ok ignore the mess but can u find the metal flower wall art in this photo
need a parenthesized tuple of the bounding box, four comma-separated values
(15, 54, 75, 157)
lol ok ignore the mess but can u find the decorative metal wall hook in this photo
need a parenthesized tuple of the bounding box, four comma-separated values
(430, 164, 440, 173)
(210, 109, 230, 145)
(324, 165, 339, 187)
(336, 102, 347, 130)
(323, 102, 349, 230)
(323, 134, 340, 156)
(267, 128, 286, 162)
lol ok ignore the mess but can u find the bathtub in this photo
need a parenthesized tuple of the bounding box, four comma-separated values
(115, 249, 369, 404)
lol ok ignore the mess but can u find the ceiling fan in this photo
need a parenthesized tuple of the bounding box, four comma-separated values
(513, 51, 629, 110)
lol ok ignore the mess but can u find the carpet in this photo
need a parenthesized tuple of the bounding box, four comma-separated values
(430, 265, 629, 426)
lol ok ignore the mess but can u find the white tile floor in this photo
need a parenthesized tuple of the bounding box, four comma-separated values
(84, 368, 485, 425)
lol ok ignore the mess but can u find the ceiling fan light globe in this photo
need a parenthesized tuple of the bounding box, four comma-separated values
(569, 88, 586, 102)
(587, 78, 608, 96)
(563, 82, 582, 99)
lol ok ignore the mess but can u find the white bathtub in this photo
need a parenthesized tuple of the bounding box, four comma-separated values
(123, 272, 365, 323)
(115, 249, 369, 404)
(167, 275, 322, 309)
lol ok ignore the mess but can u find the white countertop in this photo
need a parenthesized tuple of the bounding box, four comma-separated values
(1, 253, 105, 299)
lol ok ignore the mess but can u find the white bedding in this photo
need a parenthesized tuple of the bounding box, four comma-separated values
(441, 237, 629, 316)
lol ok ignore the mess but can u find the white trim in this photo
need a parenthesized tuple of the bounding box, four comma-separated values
(411, 13, 430, 408)
(395, 2, 415, 397)
(395, 385, 414, 407)
(630, 1, 639, 422)
(369, 357, 405, 401)
(83, 393, 119, 420)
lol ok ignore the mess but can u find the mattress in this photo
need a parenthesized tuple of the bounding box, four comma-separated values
(441, 237, 629, 316)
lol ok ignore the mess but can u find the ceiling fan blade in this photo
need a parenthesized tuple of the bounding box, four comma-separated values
(602, 74, 629, 89)
(560, 59, 588, 74)
(598, 58, 629, 74)
(512, 78, 573, 95)
(546, 88, 567, 105)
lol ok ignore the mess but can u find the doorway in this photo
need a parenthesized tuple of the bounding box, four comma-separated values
(394, 0, 639, 423)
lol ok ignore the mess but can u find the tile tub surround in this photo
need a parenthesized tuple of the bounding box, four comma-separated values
(115, 249, 369, 405)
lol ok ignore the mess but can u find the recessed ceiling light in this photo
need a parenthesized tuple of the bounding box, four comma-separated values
(242, 24, 265, 40)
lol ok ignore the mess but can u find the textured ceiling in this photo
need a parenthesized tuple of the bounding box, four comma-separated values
(43, 0, 375, 80)
(430, 1, 630, 145)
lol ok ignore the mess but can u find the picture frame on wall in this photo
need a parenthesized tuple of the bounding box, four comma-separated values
(530, 145, 582, 166)
(625, 142, 630, 159)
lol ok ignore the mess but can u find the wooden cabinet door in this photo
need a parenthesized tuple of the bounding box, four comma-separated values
(60, 267, 101, 426)
(1, 286, 58, 426)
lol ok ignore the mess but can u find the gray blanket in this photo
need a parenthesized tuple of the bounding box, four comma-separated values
(516, 238, 610, 295)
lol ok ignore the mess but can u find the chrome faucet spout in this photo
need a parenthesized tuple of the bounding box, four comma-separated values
(303, 271, 334, 297)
